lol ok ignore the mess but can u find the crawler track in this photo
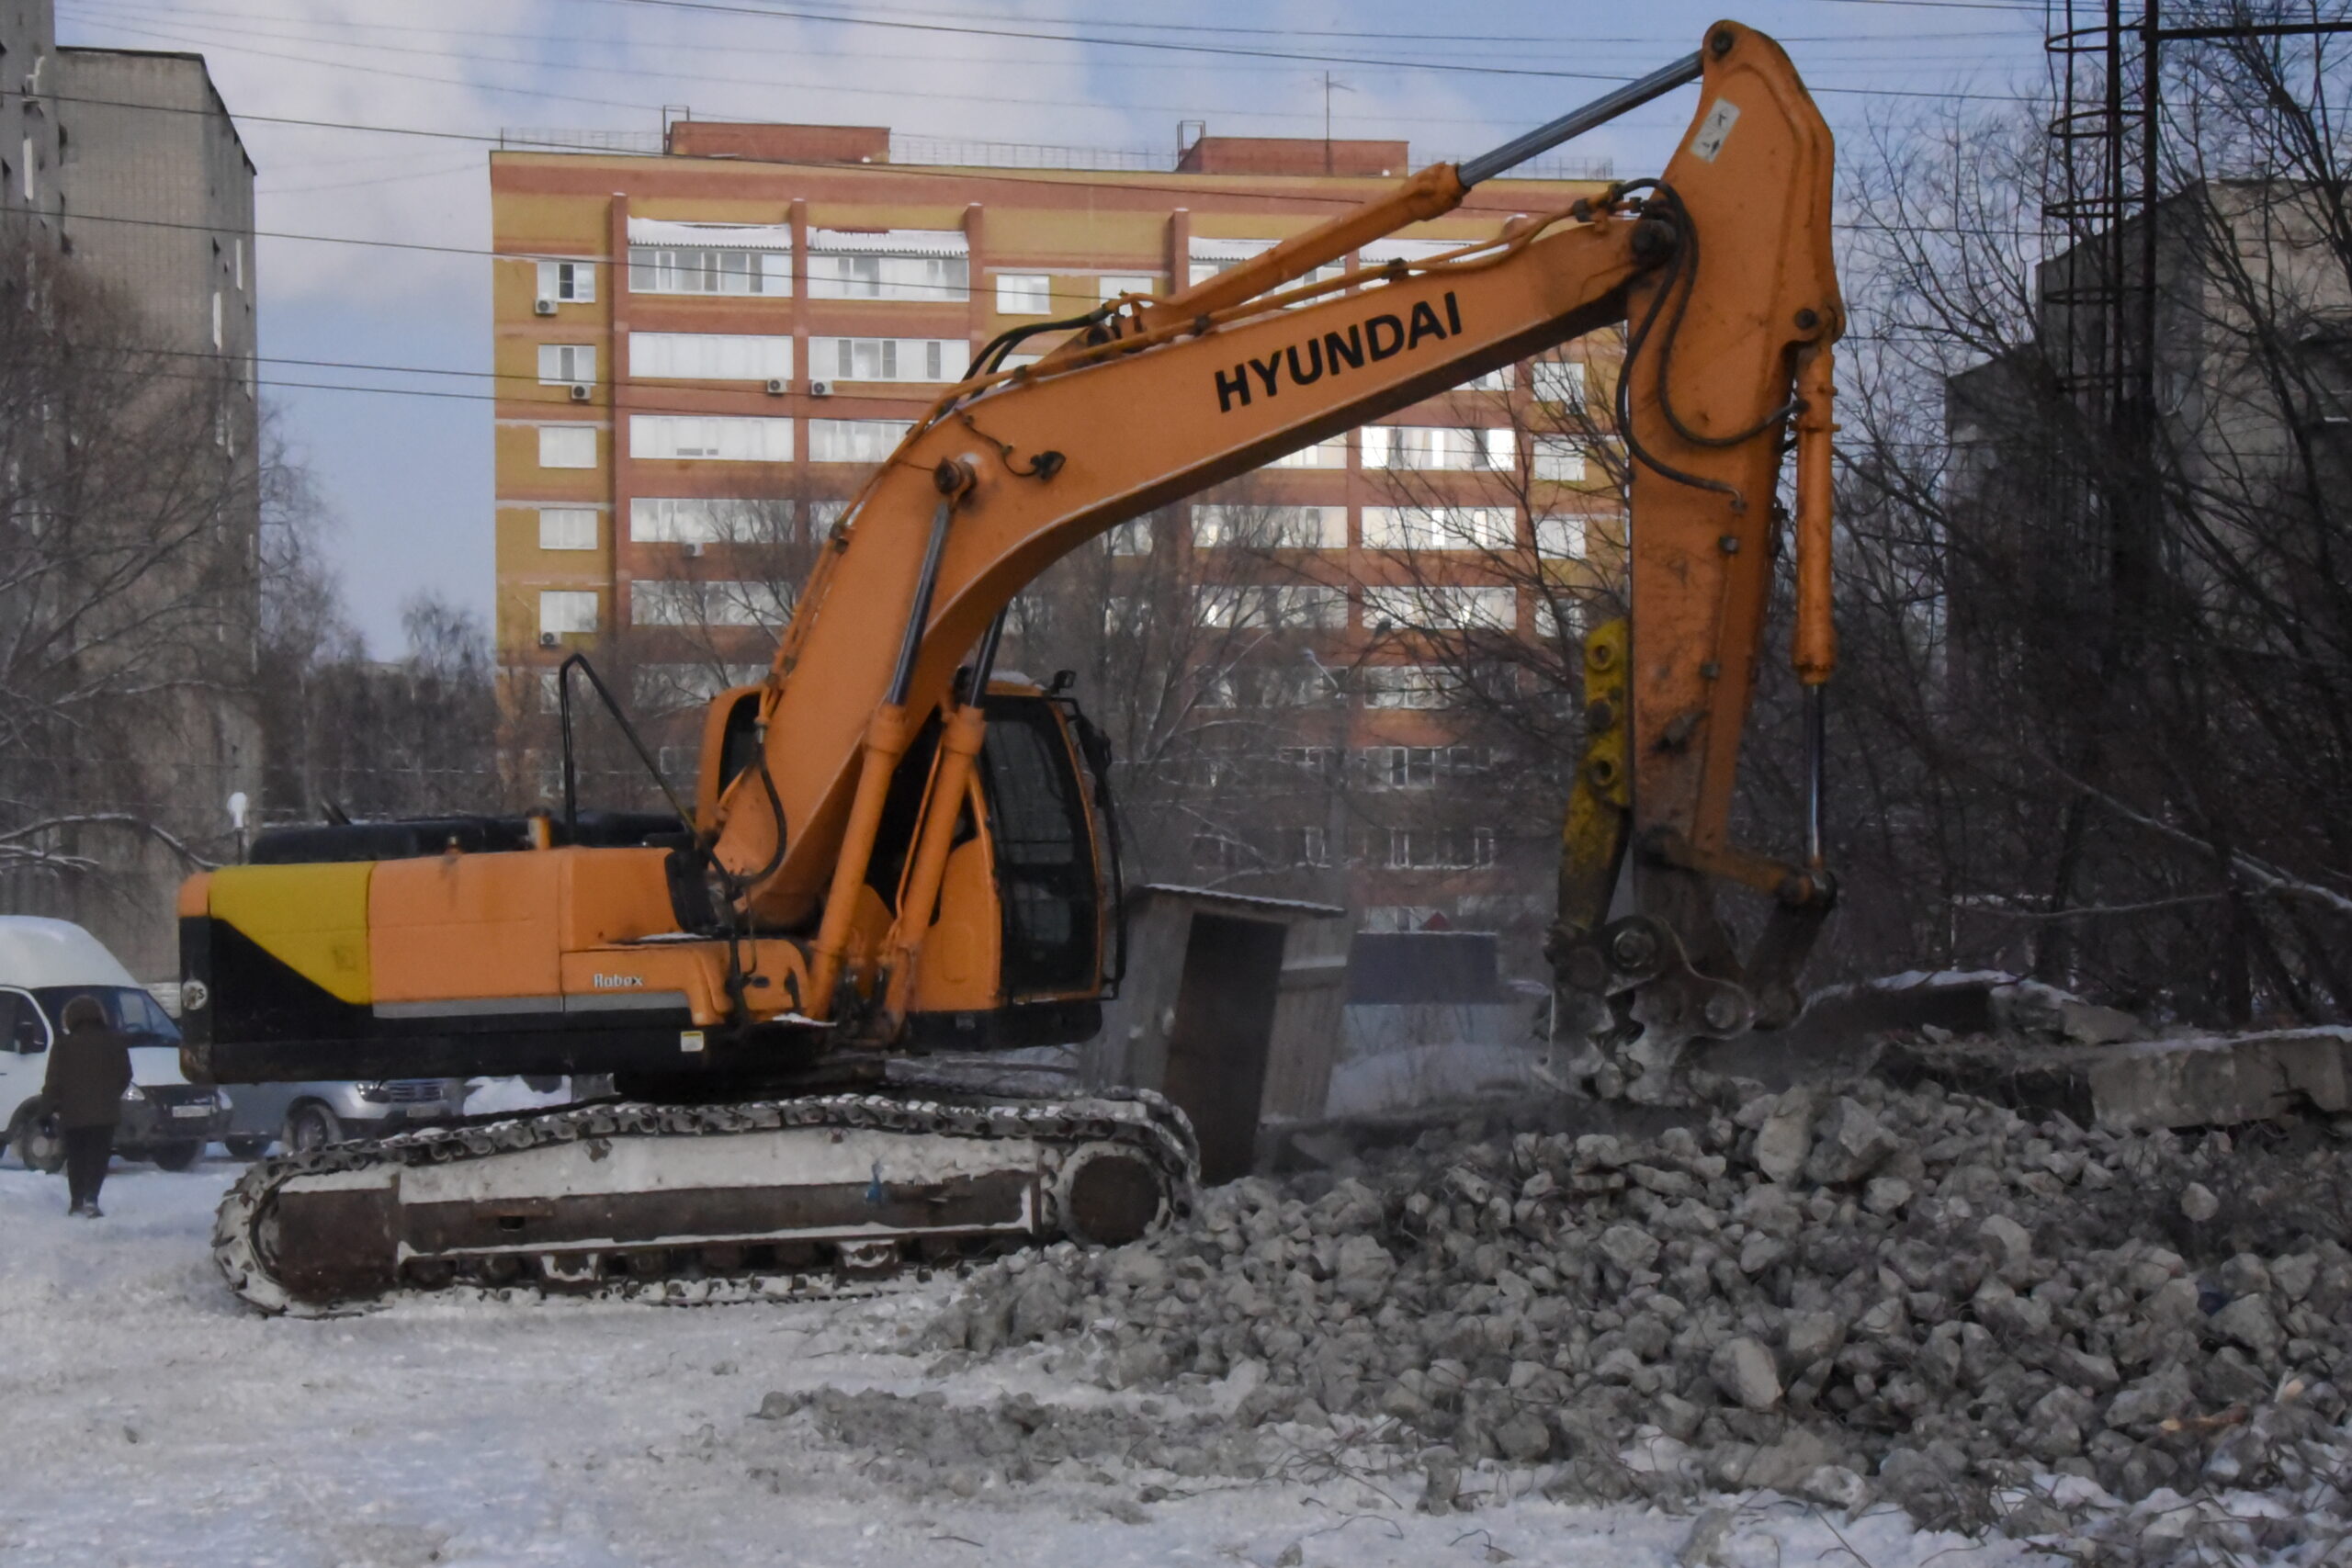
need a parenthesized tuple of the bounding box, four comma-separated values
(214, 1089, 1197, 1316)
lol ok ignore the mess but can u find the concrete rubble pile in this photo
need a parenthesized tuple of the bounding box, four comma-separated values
(909, 1077, 2352, 1562)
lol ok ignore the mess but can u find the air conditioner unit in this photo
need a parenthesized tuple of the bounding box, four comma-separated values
(539, 631, 560, 648)
(569, 383, 593, 402)
(533, 299, 558, 317)
(808, 379, 832, 397)
(766, 378, 792, 396)
(684, 540, 706, 558)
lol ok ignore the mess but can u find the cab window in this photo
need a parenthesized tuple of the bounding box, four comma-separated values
(0, 989, 51, 1055)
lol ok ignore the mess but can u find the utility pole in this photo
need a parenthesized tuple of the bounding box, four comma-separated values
(1322, 72, 1354, 175)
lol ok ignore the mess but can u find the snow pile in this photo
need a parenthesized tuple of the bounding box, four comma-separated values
(926, 1077, 2352, 1561)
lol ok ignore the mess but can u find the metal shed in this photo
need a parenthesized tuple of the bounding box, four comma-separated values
(1086, 885, 1346, 1183)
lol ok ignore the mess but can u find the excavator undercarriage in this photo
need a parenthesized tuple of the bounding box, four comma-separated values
(216, 1088, 1195, 1315)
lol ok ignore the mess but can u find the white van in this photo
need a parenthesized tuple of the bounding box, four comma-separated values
(0, 917, 232, 1171)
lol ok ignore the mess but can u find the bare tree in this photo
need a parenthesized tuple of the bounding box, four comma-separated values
(0, 245, 262, 953)
(1806, 4, 2352, 1021)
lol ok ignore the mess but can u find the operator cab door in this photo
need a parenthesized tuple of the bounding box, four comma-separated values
(977, 694, 1102, 1000)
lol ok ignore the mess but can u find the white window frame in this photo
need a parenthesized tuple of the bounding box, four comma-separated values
(1192, 504, 1346, 550)
(1099, 274, 1155, 301)
(537, 508, 598, 551)
(1532, 435, 1588, 481)
(808, 336, 962, 384)
(537, 425, 597, 469)
(538, 344, 596, 386)
(627, 246, 789, 297)
(1266, 436, 1347, 470)
(629, 333, 792, 383)
(807, 418, 913, 464)
(1360, 425, 1511, 471)
(806, 236, 968, 303)
(631, 580, 790, 628)
(628, 415, 793, 462)
(995, 274, 1052, 315)
(1363, 584, 1516, 632)
(538, 590, 598, 637)
(1532, 359, 1587, 407)
(537, 259, 596, 304)
(1534, 513, 1588, 559)
(1362, 506, 1515, 552)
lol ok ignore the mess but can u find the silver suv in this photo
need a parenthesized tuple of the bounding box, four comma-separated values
(220, 1077, 469, 1157)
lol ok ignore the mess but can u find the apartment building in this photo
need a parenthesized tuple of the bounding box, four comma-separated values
(0, 2, 258, 978)
(491, 121, 1620, 964)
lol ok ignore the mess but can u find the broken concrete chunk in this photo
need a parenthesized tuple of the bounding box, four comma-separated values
(1783, 1310, 1847, 1371)
(1598, 1223, 1664, 1274)
(2211, 1294, 2286, 1362)
(2059, 999, 2142, 1046)
(1710, 1336, 1783, 1412)
(2179, 1182, 2221, 1223)
(1804, 1098, 1903, 1185)
(1752, 1090, 1816, 1183)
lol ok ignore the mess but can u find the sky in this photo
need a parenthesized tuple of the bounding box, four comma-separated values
(50, 0, 2059, 653)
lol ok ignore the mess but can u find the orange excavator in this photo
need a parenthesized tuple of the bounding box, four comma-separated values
(184, 20, 1840, 1313)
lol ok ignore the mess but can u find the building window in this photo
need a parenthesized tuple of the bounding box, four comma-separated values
(1363, 584, 1516, 632)
(1103, 519, 1153, 557)
(807, 231, 968, 302)
(1532, 359, 1586, 407)
(807, 418, 912, 464)
(628, 415, 793, 462)
(537, 425, 597, 469)
(1463, 365, 1512, 392)
(631, 580, 791, 628)
(1099, 274, 1155, 301)
(210, 290, 223, 350)
(1266, 436, 1346, 469)
(628, 246, 788, 296)
(1193, 584, 1347, 630)
(629, 333, 791, 382)
(538, 590, 597, 636)
(1359, 664, 1451, 709)
(538, 344, 596, 385)
(1192, 504, 1345, 550)
(1534, 513, 1588, 559)
(1362, 505, 1515, 552)
(1361, 425, 1513, 470)
(234, 240, 246, 292)
(1532, 436, 1587, 481)
(18, 135, 29, 201)
(537, 508, 598, 550)
(537, 259, 595, 304)
(1535, 592, 1585, 646)
(1386, 829, 1497, 871)
(1286, 826, 1329, 867)
(808, 336, 962, 383)
(995, 274, 1052, 314)
(630, 497, 799, 547)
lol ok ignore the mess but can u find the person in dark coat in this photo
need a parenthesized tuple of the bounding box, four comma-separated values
(42, 995, 130, 1217)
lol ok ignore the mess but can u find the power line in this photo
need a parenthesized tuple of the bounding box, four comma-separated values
(66, 0, 2048, 107)
(61, 0, 2036, 143)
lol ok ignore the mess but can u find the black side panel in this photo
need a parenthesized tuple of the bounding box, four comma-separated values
(201, 919, 374, 1054)
(907, 998, 1102, 1053)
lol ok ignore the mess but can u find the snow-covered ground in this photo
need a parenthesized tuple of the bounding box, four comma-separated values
(0, 1157, 2054, 1568)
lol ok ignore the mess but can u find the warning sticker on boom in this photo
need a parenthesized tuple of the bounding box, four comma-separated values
(1688, 99, 1741, 163)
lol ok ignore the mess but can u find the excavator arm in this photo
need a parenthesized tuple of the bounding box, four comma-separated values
(710, 21, 1841, 1088)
